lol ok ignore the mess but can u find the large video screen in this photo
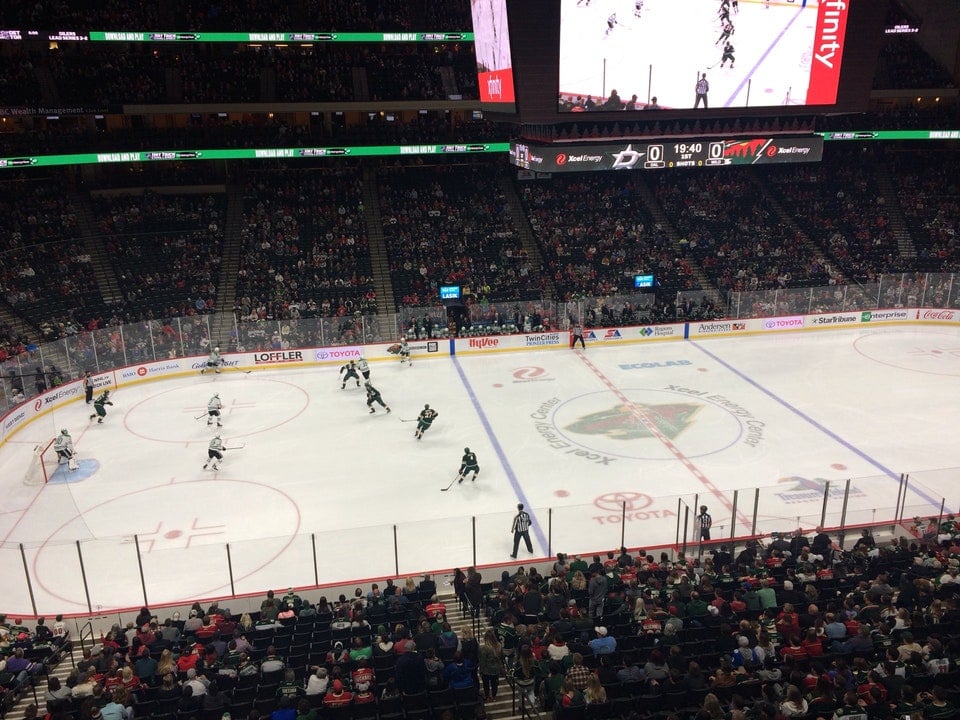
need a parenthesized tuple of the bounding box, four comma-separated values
(470, 0, 517, 113)
(559, 0, 850, 112)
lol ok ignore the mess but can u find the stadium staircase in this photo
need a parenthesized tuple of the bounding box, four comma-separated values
(501, 176, 556, 301)
(361, 168, 399, 316)
(439, 67, 460, 99)
(2, 640, 75, 720)
(68, 193, 123, 306)
(208, 186, 246, 348)
(872, 165, 918, 260)
(743, 169, 853, 286)
(634, 178, 724, 308)
(439, 590, 520, 720)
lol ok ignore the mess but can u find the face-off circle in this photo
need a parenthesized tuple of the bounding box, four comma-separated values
(549, 387, 746, 461)
(32, 479, 301, 610)
(853, 330, 960, 377)
(124, 379, 310, 443)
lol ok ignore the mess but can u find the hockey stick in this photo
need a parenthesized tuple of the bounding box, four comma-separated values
(399, 418, 418, 423)
(440, 474, 460, 492)
(194, 413, 207, 420)
(224, 444, 245, 450)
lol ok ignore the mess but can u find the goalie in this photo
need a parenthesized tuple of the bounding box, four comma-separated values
(200, 346, 224, 375)
(54, 429, 78, 471)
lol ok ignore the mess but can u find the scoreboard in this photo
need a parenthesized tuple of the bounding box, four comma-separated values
(510, 136, 824, 173)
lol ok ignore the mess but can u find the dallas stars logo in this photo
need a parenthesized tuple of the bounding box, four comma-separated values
(564, 402, 701, 440)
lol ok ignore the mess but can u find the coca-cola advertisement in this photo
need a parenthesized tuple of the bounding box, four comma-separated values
(918, 309, 957, 322)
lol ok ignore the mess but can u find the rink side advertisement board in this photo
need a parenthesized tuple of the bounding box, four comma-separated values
(2, 309, 958, 446)
(558, 0, 850, 111)
(510, 136, 823, 173)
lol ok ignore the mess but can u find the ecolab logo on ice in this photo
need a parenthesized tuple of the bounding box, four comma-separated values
(919, 310, 956, 321)
(468, 337, 500, 349)
(254, 351, 304, 364)
(763, 316, 803, 330)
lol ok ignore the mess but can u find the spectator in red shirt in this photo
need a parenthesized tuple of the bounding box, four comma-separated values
(324, 679, 353, 708)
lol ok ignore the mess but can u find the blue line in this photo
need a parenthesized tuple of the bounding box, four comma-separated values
(724, 6, 804, 108)
(451, 356, 549, 553)
(689, 340, 950, 513)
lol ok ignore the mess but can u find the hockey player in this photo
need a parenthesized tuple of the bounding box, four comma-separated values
(605, 13, 618, 36)
(458, 448, 480, 484)
(200, 346, 223, 374)
(720, 41, 735, 68)
(89, 390, 113, 424)
(398, 339, 411, 365)
(207, 393, 223, 427)
(365, 382, 391, 414)
(716, 21, 734, 45)
(340, 360, 361, 389)
(203, 434, 225, 470)
(357, 357, 371, 381)
(634, 0, 643, 18)
(718, 5, 731, 24)
(53, 429, 78, 471)
(414, 404, 438, 440)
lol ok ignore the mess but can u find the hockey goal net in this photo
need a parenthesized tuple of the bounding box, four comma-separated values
(23, 438, 58, 485)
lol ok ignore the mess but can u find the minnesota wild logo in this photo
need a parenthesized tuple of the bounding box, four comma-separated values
(564, 402, 702, 440)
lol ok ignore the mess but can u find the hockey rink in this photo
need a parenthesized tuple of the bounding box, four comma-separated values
(0, 324, 958, 615)
(560, 0, 825, 109)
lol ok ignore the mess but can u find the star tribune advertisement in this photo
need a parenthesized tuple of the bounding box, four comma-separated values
(558, 0, 850, 112)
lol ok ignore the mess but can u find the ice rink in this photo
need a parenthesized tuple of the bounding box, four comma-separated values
(1, 324, 958, 615)
(560, 0, 823, 108)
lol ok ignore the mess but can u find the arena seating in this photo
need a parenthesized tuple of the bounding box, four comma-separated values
(518, 173, 702, 313)
(379, 161, 537, 309)
(233, 168, 375, 346)
(92, 192, 225, 321)
(653, 169, 833, 295)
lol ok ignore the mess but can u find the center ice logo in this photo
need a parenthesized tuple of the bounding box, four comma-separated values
(564, 401, 702, 441)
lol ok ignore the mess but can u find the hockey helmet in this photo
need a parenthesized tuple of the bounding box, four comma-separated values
(464, 447, 470, 453)
(424, 404, 430, 409)
(214, 346, 220, 352)
(213, 392, 219, 398)
(214, 434, 221, 440)
(61, 428, 69, 435)
(364, 381, 372, 388)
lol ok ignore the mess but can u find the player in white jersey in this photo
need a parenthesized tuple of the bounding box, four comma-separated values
(399, 339, 411, 365)
(357, 357, 371, 380)
(53, 428, 78, 471)
(201, 346, 223, 374)
(203, 434, 225, 470)
(605, 13, 618, 36)
(207, 393, 223, 427)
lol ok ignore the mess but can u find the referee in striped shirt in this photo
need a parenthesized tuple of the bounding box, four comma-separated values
(510, 503, 534, 558)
